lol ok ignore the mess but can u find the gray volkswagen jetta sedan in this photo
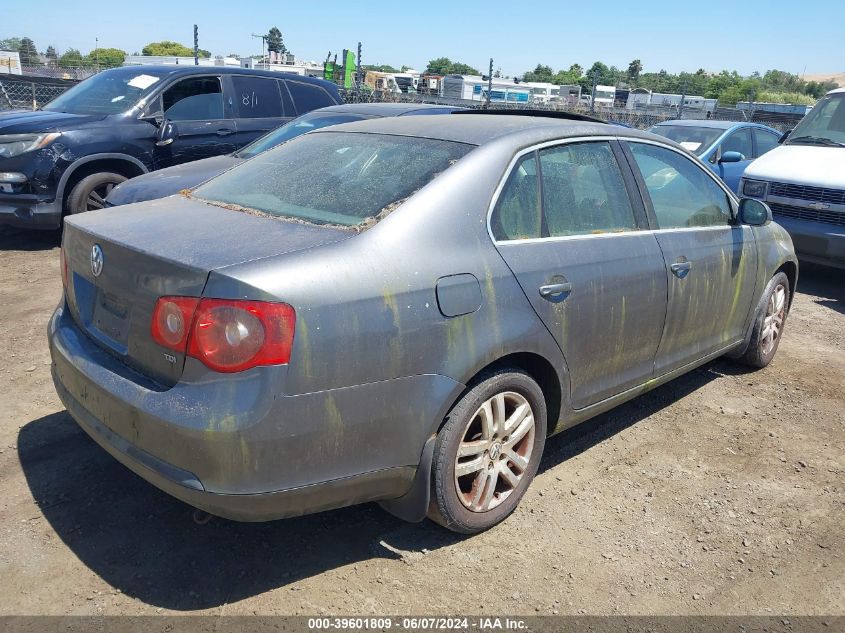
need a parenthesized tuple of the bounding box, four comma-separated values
(49, 114, 797, 533)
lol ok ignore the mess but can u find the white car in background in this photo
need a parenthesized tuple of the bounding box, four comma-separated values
(740, 88, 845, 268)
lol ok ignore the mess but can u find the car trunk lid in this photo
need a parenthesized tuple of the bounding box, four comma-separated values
(62, 196, 351, 386)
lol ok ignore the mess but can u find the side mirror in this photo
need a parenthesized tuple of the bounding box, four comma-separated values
(778, 129, 791, 144)
(719, 150, 745, 163)
(738, 198, 772, 227)
(155, 120, 179, 147)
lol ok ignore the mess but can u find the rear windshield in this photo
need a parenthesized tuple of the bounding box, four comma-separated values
(195, 131, 474, 228)
(648, 125, 724, 154)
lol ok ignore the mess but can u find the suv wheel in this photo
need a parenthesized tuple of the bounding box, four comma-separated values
(66, 172, 127, 214)
(428, 369, 547, 534)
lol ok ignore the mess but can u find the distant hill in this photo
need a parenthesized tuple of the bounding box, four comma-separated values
(804, 72, 844, 87)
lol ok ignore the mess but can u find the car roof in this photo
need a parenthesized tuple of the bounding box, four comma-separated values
(651, 119, 775, 131)
(316, 102, 465, 116)
(315, 113, 661, 147)
(113, 64, 336, 89)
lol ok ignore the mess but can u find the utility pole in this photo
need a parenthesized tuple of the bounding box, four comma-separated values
(590, 70, 599, 114)
(251, 33, 267, 68)
(193, 24, 199, 66)
(486, 58, 493, 108)
(95, 37, 99, 72)
(678, 79, 687, 119)
(356, 41, 362, 91)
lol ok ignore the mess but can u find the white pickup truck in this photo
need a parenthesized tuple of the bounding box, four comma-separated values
(740, 88, 845, 268)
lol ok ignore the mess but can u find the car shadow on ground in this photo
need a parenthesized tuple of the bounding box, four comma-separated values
(18, 361, 729, 611)
(795, 262, 845, 315)
(0, 225, 60, 250)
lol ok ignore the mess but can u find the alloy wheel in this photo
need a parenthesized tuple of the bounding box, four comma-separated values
(454, 391, 536, 512)
(761, 283, 787, 356)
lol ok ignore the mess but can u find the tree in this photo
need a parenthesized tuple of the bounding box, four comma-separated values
(18, 36, 39, 64)
(87, 47, 126, 69)
(425, 57, 480, 76)
(363, 64, 400, 73)
(266, 27, 287, 55)
(198, 48, 211, 58)
(627, 59, 642, 82)
(58, 48, 85, 68)
(523, 63, 554, 83)
(142, 41, 195, 56)
(0, 37, 22, 52)
(45, 45, 57, 60)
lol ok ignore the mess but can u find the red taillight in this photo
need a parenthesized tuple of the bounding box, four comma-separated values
(151, 297, 200, 351)
(151, 297, 296, 373)
(60, 247, 68, 288)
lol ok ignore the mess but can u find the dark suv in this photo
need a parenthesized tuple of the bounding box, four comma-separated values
(0, 65, 341, 230)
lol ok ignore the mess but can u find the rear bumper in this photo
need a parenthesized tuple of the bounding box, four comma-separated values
(48, 304, 462, 521)
(774, 215, 845, 269)
(0, 194, 62, 230)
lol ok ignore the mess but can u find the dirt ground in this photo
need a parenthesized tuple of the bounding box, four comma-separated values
(0, 224, 842, 616)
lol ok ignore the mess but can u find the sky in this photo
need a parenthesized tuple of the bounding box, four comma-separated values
(4, 0, 843, 78)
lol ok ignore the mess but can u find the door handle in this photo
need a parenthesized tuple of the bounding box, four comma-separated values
(216, 128, 235, 136)
(539, 281, 572, 298)
(670, 261, 692, 278)
(155, 138, 173, 147)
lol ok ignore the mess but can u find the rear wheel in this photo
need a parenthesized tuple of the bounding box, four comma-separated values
(428, 369, 547, 534)
(66, 172, 127, 215)
(740, 272, 790, 368)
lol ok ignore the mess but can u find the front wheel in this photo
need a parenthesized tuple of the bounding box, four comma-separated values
(66, 172, 127, 215)
(428, 369, 547, 534)
(740, 272, 790, 368)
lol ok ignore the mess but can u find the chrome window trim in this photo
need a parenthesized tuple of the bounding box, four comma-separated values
(487, 135, 740, 245)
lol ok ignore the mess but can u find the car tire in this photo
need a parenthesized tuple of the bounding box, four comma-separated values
(66, 172, 127, 215)
(740, 272, 790, 368)
(428, 369, 547, 534)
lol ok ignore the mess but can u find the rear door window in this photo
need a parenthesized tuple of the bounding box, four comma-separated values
(491, 154, 541, 240)
(231, 76, 285, 118)
(286, 81, 336, 114)
(162, 76, 224, 121)
(539, 142, 637, 236)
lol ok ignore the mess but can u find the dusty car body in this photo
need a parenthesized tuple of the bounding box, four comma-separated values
(49, 115, 798, 533)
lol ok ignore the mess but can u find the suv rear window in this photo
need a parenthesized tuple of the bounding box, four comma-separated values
(232, 76, 285, 118)
(286, 81, 337, 113)
(194, 131, 473, 228)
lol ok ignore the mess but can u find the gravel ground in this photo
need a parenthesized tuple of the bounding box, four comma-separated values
(0, 225, 842, 616)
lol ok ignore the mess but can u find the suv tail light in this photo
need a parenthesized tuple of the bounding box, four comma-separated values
(151, 297, 296, 373)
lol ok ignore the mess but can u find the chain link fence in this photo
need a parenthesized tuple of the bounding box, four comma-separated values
(0, 78, 71, 110)
(341, 88, 799, 132)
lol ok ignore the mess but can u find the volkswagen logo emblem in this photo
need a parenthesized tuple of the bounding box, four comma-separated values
(91, 244, 104, 277)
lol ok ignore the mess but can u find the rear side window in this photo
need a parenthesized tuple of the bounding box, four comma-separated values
(539, 142, 637, 236)
(491, 154, 541, 240)
(629, 142, 732, 229)
(286, 81, 336, 114)
(231, 76, 285, 118)
(163, 76, 224, 121)
(753, 128, 780, 157)
(194, 132, 473, 228)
